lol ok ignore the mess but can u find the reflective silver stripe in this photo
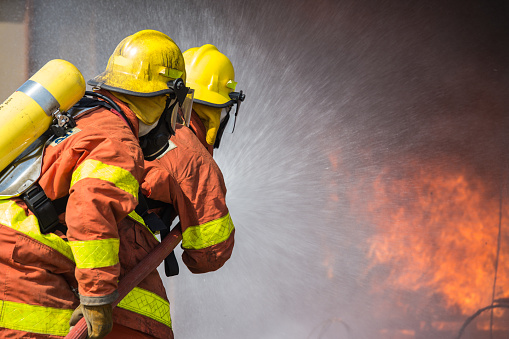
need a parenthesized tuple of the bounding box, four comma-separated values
(17, 80, 59, 116)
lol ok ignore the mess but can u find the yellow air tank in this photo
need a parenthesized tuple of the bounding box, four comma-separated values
(0, 59, 86, 173)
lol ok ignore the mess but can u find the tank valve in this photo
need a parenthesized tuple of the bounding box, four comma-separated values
(50, 109, 76, 137)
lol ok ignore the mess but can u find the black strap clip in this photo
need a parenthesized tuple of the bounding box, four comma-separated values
(22, 184, 61, 234)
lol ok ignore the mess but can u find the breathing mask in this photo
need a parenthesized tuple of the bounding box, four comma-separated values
(139, 96, 178, 161)
(138, 78, 190, 161)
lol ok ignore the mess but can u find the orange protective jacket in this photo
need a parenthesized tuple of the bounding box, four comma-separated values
(189, 110, 214, 156)
(142, 124, 234, 274)
(103, 95, 174, 339)
(0, 92, 158, 338)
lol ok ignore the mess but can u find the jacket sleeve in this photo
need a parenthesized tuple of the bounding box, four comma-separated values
(142, 126, 234, 273)
(41, 109, 144, 305)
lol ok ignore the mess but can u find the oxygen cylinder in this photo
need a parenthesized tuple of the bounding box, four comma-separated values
(0, 59, 86, 173)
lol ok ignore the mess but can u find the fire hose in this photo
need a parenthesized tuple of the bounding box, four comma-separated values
(65, 225, 183, 339)
(456, 300, 509, 339)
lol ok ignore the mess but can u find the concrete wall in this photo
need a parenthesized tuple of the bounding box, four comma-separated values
(0, 0, 28, 100)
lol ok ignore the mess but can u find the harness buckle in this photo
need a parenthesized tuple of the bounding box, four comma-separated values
(23, 184, 60, 234)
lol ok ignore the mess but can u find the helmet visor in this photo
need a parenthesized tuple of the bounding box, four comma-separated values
(221, 106, 235, 134)
(169, 97, 179, 133)
(176, 89, 194, 127)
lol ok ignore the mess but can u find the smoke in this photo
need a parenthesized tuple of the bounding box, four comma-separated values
(20, 0, 509, 337)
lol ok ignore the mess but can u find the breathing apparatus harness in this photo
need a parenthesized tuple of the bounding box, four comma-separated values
(22, 90, 132, 234)
(21, 80, 190, 276)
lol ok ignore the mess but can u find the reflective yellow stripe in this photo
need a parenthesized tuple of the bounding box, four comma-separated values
(182, 213, 234, 250)
(71, 159, 139, 199)
(127, 211, 159, 241)
(69, 238, 119, 269)
(128, 210, 145, 226)
(0, 200, 74, 261)
(117, 287, 171, 328)
(0, 299, 73, 336)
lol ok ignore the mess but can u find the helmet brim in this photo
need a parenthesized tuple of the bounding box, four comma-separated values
(189, 81, 235, 108)
(88, 74, 174, 97)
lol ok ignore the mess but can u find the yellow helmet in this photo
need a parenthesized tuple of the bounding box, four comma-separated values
(183, 44, 236, 107)
(88, 30, 186, 97)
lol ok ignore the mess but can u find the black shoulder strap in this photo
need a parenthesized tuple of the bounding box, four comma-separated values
(78, 91, 136, 135)
(23, 93, 137, 236)
(23, 184, 68, 234)
(135, 191, 179, 277)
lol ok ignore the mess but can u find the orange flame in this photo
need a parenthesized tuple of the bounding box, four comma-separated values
(360, 162, 508, 316)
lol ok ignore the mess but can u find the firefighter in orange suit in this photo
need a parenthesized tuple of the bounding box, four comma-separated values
(141, 45, 244, 275)
(0, 29, 187, 339)
(142, 124, 235, 275)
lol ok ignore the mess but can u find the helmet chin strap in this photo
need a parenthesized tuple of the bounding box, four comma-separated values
(213, 111, 230, 149)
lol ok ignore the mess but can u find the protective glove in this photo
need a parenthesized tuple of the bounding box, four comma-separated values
(69, 304, 113, 339)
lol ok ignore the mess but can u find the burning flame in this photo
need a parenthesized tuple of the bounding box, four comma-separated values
(361, 162, 508, 316)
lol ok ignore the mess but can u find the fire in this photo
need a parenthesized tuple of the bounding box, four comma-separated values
(361, 161, 508, 316)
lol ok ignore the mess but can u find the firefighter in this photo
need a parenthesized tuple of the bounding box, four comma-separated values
(0, 29, 186, 339)
(182, 44, 245, 156)
(77, 30, 190, 339)
(139, 44, 244, 327)
(141, 122, 236, 275)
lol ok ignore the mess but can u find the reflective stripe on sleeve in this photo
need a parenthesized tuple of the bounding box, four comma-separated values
(69, 238, 120, 269)
(69, 159, 138, 269)
(182, 213, 234, 250)
(0, 299, 73, 336)
(0, 200, 74, 261)
(117, 286, 172, 328)
(70, 159, 139, 199)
